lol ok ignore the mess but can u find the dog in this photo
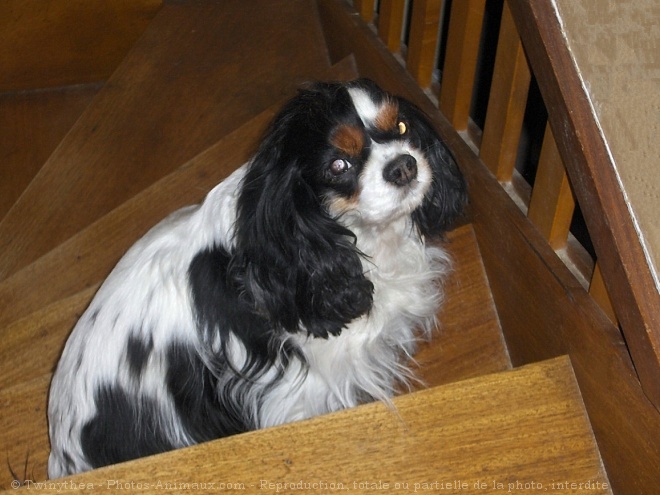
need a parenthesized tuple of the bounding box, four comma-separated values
(48, 79, 466, 477)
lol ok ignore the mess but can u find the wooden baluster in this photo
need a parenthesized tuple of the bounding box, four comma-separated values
(590, 263, 618, 324)
(479, 0, 531, 180)
(528, 124, 575, 250)
(354, 0, 375, 23)
(407, 0, 444, 89)
(438, 0, 486, 130)
(378, 0, 406, 53)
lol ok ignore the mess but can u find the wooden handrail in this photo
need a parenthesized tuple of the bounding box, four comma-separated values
(507, 0, 660, 410)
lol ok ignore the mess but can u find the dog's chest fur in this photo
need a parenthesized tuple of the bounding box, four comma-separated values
(259, 217, 447, 426)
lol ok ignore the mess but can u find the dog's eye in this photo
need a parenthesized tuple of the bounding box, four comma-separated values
(330, 159, 353, 176)
(398, 121, 408, 135)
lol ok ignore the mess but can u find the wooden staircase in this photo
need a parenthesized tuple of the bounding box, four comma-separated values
(0, 0, 657, 492)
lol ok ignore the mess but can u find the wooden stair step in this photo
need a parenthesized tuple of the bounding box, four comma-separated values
(315, 2, 660, 491)
(0, 375, 51, 486)
(0, 104, 277, 334)
(1, 0, 163, 221)
(4, 357, 610, 492)
(1, 287, 98, 390)
(0, 0, 332, 281)
(0, 103, 275, 485)
(413, 223, 510, 389)
(0, 85, 100, 218)
(0, 0, 162, 93)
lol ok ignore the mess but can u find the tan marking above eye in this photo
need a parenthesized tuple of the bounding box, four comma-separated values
(374, 99, 399, 132)
(331, 125, 365, 157)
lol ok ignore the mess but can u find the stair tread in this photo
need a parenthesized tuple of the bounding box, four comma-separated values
(0, 374, 51, 485)
(413, 224, 510, 388)
(0, 102, 278, 334)
(0, 0, 332, 281)
(12, 357, 609, 492)
(0, 108, 278, 406)
(0, 85, 101, 218)
(0, 0, 161, 92)
(0, 115, 271, 452)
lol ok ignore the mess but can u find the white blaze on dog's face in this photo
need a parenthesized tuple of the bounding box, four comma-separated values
(324, 87, 433, 225)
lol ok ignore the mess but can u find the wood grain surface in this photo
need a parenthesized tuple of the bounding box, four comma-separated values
(478, 0, 530, 181)
(4, 358, 610, 494)
(0, 0, 162, 92)
(438, 0, 486, 130)
(406, 0, 444, 89)
(0, 0, 331, 281)
(0, 85, 99, 218)
(1, 54, 508, 486)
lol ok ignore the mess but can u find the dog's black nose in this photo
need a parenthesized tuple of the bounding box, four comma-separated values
(383, 154, 417, 186)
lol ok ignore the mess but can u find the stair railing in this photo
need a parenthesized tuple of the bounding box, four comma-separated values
(349, 0, 660, 410)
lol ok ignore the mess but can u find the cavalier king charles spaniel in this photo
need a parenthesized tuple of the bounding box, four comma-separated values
(48, 79, 466, 477)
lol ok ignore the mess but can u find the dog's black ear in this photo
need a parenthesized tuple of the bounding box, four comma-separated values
(230, 108, 373, 338)
(415, 141, 467, 237)
(403, 102, 467, 238)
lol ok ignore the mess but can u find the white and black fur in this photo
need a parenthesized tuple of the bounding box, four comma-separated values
(48, 79, 466, 477)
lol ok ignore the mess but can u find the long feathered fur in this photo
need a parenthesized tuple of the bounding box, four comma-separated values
(47, 79, 466, 477)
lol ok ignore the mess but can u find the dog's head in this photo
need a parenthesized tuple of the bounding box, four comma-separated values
(231, 79, 466, 338)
